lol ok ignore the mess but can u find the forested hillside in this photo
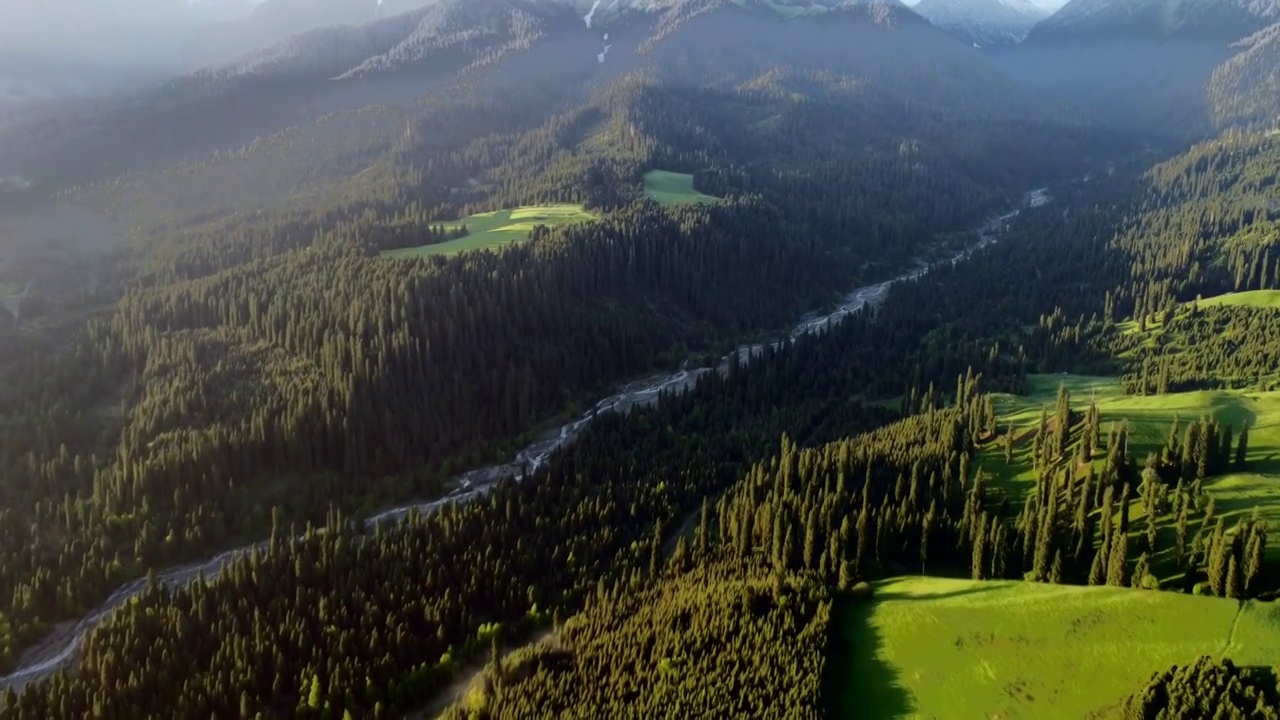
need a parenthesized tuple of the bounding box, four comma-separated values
(1000, 0, 1280, 139)
(3, 0, 1280, 717)
(0, 0, 1100, 696)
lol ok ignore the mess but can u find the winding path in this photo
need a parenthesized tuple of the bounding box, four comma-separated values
(0, 190, 1047, 690)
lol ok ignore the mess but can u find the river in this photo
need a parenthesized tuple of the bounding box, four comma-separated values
(0, 189, 1046, 689)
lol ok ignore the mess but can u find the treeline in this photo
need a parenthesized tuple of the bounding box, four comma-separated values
(442, 564, 831, 720)
(0, 196, 857, 655)
(1122, 657, 1280, 719)
(1119, 302, 1280, 393)
(0, 54, 1086, 664)
(4, 165, 1090, 714)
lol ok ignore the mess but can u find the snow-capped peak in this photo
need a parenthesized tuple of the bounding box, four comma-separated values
(911, 0, 1048, 46)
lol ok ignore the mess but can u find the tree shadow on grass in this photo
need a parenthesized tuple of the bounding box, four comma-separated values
(872, 584, 1000, 603)
(822, 596, 916, 720)
(1253, 452, 1280, 475)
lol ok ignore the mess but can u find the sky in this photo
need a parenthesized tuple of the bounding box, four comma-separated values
(0, 0, 268, 67)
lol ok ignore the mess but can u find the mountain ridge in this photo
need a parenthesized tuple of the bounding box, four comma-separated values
(912, 0, 1047, 46)
(0, 0, 1014, 191)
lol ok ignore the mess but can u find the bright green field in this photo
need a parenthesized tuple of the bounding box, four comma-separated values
(381, 205, 593, 258)
(828, 576, 1279, 720)
(1198, 290, 1280, 310)
(980, 374, 1280, 485)
(643, 171, 719, 206)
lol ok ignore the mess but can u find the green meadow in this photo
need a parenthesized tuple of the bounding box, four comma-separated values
(977, 374, 1280, 572)
(1197, 290, 1280, 310)
(643, 170, 720, 206)
(382, 204, 593, 258)
(827, 576, 1279, 720)
(979, 374, 1280, 486)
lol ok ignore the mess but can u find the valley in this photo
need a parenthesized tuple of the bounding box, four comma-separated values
(1, 0, 1280, 718)
(0, 185, 1046, 693)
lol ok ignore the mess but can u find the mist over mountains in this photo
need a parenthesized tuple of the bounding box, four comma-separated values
(6, 0, 1280, 179)
(911, 0, 1047, 46)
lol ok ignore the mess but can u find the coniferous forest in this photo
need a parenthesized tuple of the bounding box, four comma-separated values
(3, 0, 1280, 717)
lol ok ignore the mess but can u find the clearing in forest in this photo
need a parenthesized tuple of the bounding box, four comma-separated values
(976, 374, 1280, 567)
(826, 576, 1280, 720)
(979, 374, 1280, 487)
(643, 170, 720, 206)
(1197, 290, 1280, 310)
(382, 204, 593, 258)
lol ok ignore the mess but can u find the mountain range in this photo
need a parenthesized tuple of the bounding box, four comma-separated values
(5, 0, 1280, 717)
(6, 0, 1280, 187)
(911, 0, 1047, 46)
(989, 0, 1280, 137)
(0, 0, 1038, 191)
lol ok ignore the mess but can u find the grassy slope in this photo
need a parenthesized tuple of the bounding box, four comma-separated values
(979, 374, 1280, 485)
(977, 374, 1280, 570)
(828, 576, 1274, 720)
(1113, 292, 1280, 385)
(1198, 290, 1280, 310)
(642, 171, 719, 206)
(381, 205, 593, 258)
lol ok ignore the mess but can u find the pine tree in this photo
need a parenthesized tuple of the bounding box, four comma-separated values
(971, 513, 988, 581)
(838, 560, 854, 592)
(1236, 423, 1250, 470)
(1050, 549, 1064, 584)
(920, 508, 935, 575)
(1245, 524, 1267, 595)
(854, 505, 871, 576)
(1107, 533, 1128, 587)
(1227, 555, 1243, 599)
(1118, 483, 1132, 535)
(695, 499, 711, 561)
(803, 506, 821, 570)
(307, 674, 323, 711)
(1175, 504, 1189, 566)
(990, 522, 1008, 580)
(1208, 519, 1228, 596)
(1181, 422, 1200, 483)
(1089, 540, 1107, 586)
(1132, 553, 1152, 589)
(649, 522, 663, 579)
(670, 536, 691, 575)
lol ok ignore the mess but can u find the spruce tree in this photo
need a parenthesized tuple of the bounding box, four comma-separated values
(1107, 533, 1128, 587)
(971, 513, 988, 581)
(1208, 519, 1229, 596)
(1132, 553, 1152, 589)
(1175, 504, 1189, 565)
(695, 499, 711, 561)
(1089, 540, 1107, 586)
(1236, 423, 1250, 470)
(1227, 555, 1243, 599)
(1244, 525, 1267, 595)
